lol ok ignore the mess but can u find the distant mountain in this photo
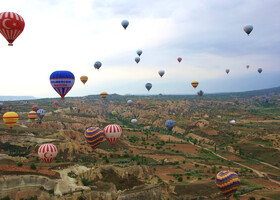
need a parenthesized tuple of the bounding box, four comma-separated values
(0, 96, 36, 101)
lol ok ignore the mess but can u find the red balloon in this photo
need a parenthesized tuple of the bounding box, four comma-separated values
(0, 12, 25, 46)
(53, 101, 59, 105)
(177, 57, 182, 63)
(136, 101, 142, 106)
(38, 144, 58, 163)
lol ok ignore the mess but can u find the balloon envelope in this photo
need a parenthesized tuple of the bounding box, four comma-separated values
(111, 110, 117, 116)
(246, 65, 249, 69)
(121, 19, 129, 29)
(127, 100, 133, 106)
(145, 83, 152, 91)
(32, 105, 39, 112)
(165, 120, 175, 131)
(100, 92, 108, 100)
(135, 57, 140, 64)
(137, 50, 142, 56)
(38, 144, 58, 163)
(0, 12, 25, 46)
(37, 109, 46, 120)
(136, 101, 142, 106)
(80, 76, 88, 84)
(104, 124, 122, 145)
(225, 69, 230, 74)
(53, 101, 59, 105)
(177, 57, 182, 62)
(215, 171, 240, 198)
(28, 111, 37, 122)
(3, 112, 19, 129)
(243, 25, 253, 35)
(258, 68, 263, 73)
(50, 71, 75, 100)
(84, 127, 104, 150)
(94, 61, 102, 70)
(131, 119, 137, 124)
(158, 70, 165, 77)
(191, 81, 199, 89)
(230, 120, 236, 124)
(197, 90, 204, 97)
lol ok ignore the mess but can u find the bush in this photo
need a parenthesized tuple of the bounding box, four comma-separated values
(17, 162, 23, 167)
(81, 178, 90, 186)
(0, 196, 10, 200)
(248, 197, 256, 200)
(30, 163, 36, 170)
(178, 177, 183, 182)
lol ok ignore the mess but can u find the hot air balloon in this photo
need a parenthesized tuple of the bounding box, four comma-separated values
(225, 69, 230, 74)
(100, 92, 108, 100)
(177, 57, 182, 63)
(258, 68, 262, 73)
(80, 75, 88, 84)
(94, 61, 102, 70)
(158, 70, 165, 77)
(28, 111, 37, 122)
(136, 101, 142, 106)
(127, 100, 133, 106)
(0, 12, 25, 46)
(3, 112, 18, 129)
(0, 102, 3, 110)
(111, 110, 117, 116)
(165, 120, 175, 131)
(191, 81, 199, 89)
(145, 83, 152, 91)
(246, 65, 249, 69)
(135, 57, 140, 64)
(104, 124, 122, 145)
(53, 101, 59, 105)
(131, 119, 137, 124)
(230, 120, 236, 124)
(243, 25, 253, 36)
(197, 90, 204, 97)
(265, 97, 269, 102)
(50, 70, 75, 100)
(137, 50, 142, 56)
(32, 105, 39, 112)
(37, 109, 46, 120)
(215, 171, 240, 198)
(121, 19, 129, 29)
(84, 127, 104, 150)
(38, 144, 58, 163)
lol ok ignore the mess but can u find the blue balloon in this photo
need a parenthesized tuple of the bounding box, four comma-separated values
(135, 57, 140, 64)
(50, 71, 75, 100)
(137, 50, 142, 56)
(165, 120, 175, 131)
(145, 83, 152, 91)
(131, 119, 137, 124)
(121, 20, 129, 29)
(94, 61, 102, 70)
(127, 100, 133, 106)
(37, 109, 46, 120)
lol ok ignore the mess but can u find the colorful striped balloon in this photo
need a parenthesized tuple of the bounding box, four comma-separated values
(191, 80, 199, 89)
(38, 144, 58, 163)
(215, 170, 240, 198)
(84, 127, 104, 150)
(104, 124, 122, 145)
(3, 112, 19, 129)
(28, 111, 37, 122)
(80, 75, 88, 84)
(100, 92, 108, 100)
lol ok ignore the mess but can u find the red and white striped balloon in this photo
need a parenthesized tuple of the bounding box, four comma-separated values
(104, 124, 122, 145)
(38, 144, 58, 163)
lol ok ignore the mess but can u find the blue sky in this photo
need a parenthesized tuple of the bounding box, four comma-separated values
(0, 0, 279, 98)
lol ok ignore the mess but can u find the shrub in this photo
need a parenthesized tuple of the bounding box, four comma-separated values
(248, 197, 256, 200)
(81, 178, 90, 186)
(30, 163, 36, 170)
(178, 177, 183, 182)
(17, 162, 23, 167)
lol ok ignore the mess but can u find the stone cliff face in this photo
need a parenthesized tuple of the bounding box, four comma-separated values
(0, 164, 161, 200)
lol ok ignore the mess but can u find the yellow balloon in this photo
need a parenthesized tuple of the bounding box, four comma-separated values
(80, 75, 88, 84)
(191, 80, 199, 89)
(3, 112, 19, 129)
(28, 111, 37, 122)
(100, 92, 108, 100)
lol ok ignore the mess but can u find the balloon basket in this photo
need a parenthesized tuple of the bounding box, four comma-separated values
(8, 43, 13, 46)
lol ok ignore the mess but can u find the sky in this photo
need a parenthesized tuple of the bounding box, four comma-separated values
(0, 0, 279, 98)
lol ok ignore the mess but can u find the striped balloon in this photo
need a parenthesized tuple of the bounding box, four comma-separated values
(28, 111, 37, 122)
(80, 75, 88, 84)
(38, 144, 58, 163)
(84, 127, 104, 150)
(100, 92, 108, 100)
(0, 12, 25, 46)
(3, 112, 19, 129)
(215, 170, 240, 198)
(104, 124, 122, 145)
(32, 105, 39, 112)
(191, 80, 199, 89)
